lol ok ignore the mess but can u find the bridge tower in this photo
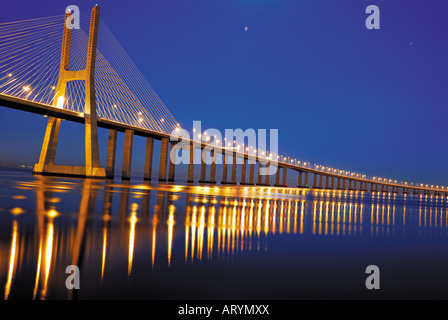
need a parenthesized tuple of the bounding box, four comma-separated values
(33, 6, 106, 178)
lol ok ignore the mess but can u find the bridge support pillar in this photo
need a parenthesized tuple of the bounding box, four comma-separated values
(265, 162, 270, 186)
(330, 176, 334, 189)
(231, 152, 237, 184)
(187, 142, 195, 183)
(143, 137, 154, 181)
(275, 165, 281, 186)
(240, 157, 247, 184)
(121, 130, 134, 180)
(304, 172, 309, 188)
(360, 181, 366, 191)
(168, 142, 176, 182)
(159, 137, 169, 181)
(313, 174, 317, 189)
(325, 175, 330, 189)
(34, 117, 61, 176)
(282, 167, 287, 187)
(34, 7, 105, 179)
(106, 129, 117, 179)
(249, 161, 255, 185)
(199, 148, 207, 183)
(298, 171, 303, 187)
(340, 178, 345, 190)
(222, 150, 237, 185)
(222, 153, 228, 184)
(349, 180, 354, 190)
(210, 149, 217, 183)
(257, 162, 263, 185)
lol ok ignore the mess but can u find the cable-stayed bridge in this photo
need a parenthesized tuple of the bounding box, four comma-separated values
(0, 6, 445, 196)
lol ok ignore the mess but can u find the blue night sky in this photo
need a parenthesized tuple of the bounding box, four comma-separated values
(0, 0, 447, 185)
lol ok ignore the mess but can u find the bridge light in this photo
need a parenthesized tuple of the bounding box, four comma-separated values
(56, 96, 64, 109)
(23, 86, 30, 92)
(51, 86, 56, 90)
(160, 118, 164, 122)
(139, 118, 143, 122)
(8, 73, 12, 77)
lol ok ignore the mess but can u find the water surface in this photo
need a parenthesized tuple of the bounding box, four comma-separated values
(1, 168, 448, 300)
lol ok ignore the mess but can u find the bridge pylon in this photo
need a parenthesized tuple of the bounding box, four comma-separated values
(33, 6, 106, 178)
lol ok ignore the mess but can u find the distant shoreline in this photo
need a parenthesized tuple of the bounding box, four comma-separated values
(0, 165, 33, 171)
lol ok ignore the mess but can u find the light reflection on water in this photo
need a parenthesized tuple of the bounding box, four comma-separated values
(1, 169, 448, 299)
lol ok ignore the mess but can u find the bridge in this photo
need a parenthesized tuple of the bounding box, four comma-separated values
(0, 6, 445, 197)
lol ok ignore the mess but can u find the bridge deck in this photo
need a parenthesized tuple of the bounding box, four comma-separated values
(0, 93, 441, 194)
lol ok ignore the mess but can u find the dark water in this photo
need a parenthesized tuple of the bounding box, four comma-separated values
(1, 167, 448, 300)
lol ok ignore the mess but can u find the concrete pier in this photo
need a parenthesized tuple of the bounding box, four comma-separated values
(106, 129, 117, 179)
(121, 129, 134, 180)
(231, 152, 237, 184)
(240, 157, 247, 184)
(282, 167, 287, 186)
(200, 149, 207, 182)
(257, 162, 263, 185)
(249, 161, 255, 185)
(265, 162, 270, 186)
(187, 142, 195, 183)
(222, 153, 228, 184)
(275, 165, 281, 186)
(159, 137, 169, 181)
(340, 178, 346, 190)
(33, 7, 105, 178)
(210, 149, 217, 183)
(168, 142, 176, 182)
(143, 137, 154, 181)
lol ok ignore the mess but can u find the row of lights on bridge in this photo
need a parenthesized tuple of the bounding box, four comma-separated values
(188, 129, 445, 191)
(3, 73, 444, 191)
